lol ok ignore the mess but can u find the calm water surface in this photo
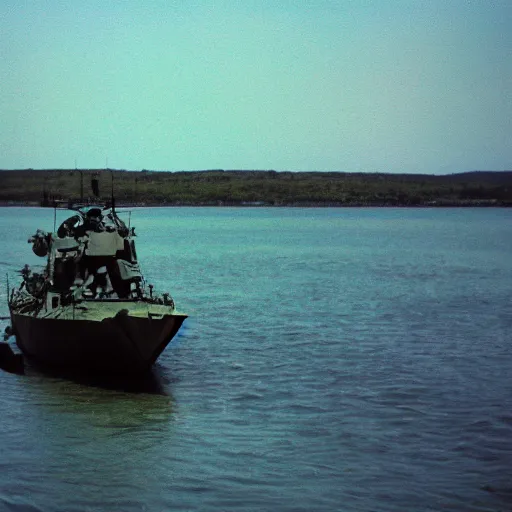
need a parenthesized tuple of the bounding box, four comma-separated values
(0, 207, 511, 511)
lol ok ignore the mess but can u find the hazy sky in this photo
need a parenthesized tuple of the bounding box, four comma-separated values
(1, 1, 511, 174)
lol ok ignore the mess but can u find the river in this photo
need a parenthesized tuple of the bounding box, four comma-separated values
(0, 206, 511, 511)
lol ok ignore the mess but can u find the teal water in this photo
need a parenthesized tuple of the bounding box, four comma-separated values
(0, 207, 511, 511)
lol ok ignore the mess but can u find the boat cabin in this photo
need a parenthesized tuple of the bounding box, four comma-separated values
(28, 206, 144, 309)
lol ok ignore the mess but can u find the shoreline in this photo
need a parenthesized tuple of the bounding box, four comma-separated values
(0, 201, 510, 208)
(1, 169, 511, 207)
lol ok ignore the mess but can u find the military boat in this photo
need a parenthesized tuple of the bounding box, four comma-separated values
(7, 202, 187, 373)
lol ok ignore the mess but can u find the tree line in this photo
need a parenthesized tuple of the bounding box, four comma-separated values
(0, 169, 511, 206)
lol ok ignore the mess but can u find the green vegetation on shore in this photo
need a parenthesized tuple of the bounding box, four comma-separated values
(1, 169, 511, 206)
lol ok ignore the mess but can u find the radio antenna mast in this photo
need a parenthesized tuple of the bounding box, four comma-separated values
(111, 170, 116, 214)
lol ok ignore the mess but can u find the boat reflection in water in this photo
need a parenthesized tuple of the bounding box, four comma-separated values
(24, 356, 173, 396)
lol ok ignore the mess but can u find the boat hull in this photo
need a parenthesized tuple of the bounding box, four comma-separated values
(10, 309, 187, 373)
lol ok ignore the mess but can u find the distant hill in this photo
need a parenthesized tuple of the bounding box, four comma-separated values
(0, 169, 511, 206)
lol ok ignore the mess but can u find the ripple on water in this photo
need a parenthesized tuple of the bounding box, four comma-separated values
(1, 207, 512, 512)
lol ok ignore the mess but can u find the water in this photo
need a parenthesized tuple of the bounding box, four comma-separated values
(0, 207, 511, 511)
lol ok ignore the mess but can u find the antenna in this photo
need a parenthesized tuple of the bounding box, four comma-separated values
(111, 170, 116, 213)
(74, 159, 84, 203)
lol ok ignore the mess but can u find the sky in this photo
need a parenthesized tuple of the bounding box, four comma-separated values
(1, 1, 511, 174)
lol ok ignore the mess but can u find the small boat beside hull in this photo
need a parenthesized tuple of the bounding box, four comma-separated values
(11, 309, 187, 373)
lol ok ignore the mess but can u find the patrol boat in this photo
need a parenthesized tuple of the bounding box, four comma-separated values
(7, 202, 187, 373)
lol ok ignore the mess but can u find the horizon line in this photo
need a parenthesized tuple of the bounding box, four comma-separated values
(1, 168, 511, 177)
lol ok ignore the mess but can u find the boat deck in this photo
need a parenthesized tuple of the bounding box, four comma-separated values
(31, 300, 185, 322)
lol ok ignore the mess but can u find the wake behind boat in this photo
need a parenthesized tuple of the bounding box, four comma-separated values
(7, 200, 187, 373)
